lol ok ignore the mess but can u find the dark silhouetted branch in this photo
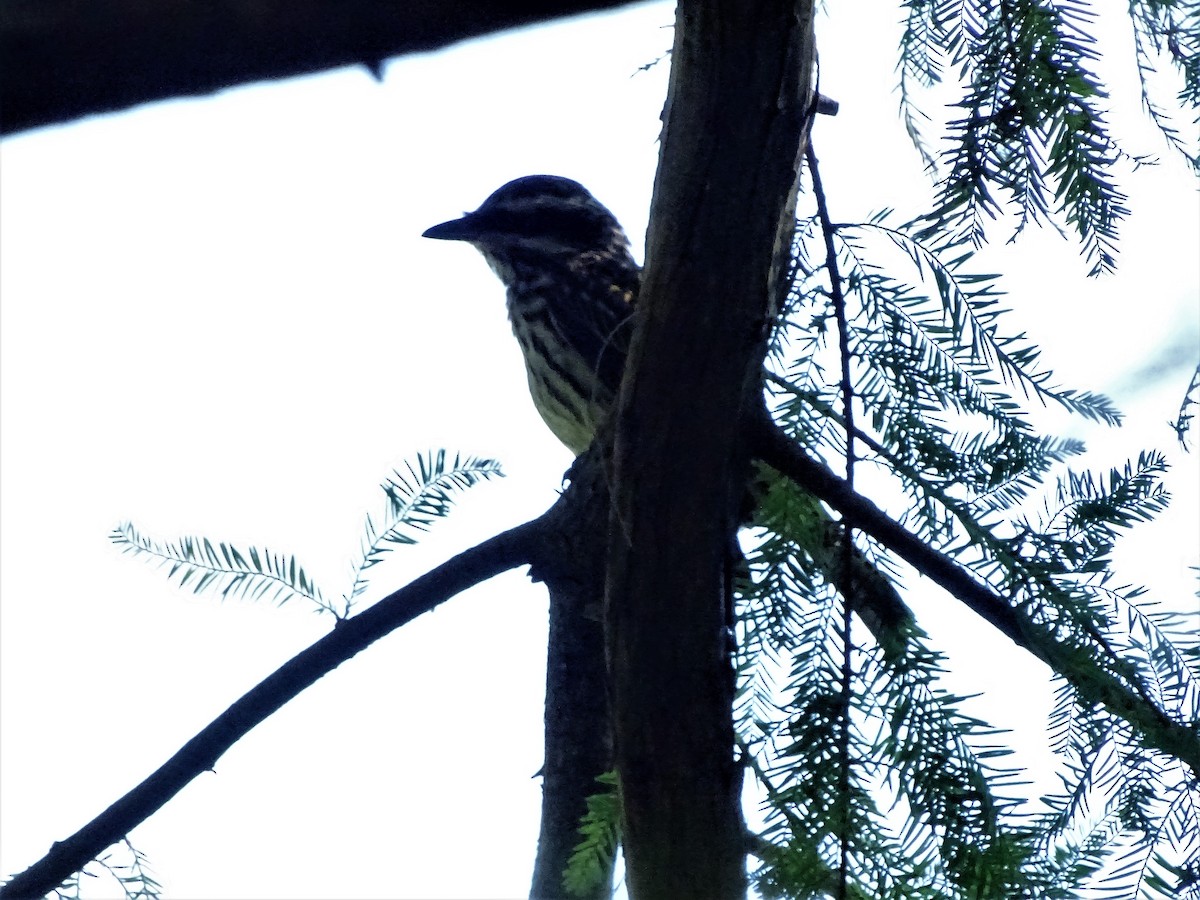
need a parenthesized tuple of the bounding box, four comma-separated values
(529, 448, 614, 900)
(1, 0, 644, 135)
(0, 519, 541, 899)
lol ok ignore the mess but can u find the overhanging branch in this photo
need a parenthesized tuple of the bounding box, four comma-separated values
(0, 0, 644, 136)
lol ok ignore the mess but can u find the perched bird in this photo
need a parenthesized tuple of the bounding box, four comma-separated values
(423, 175, 913, 648)
(422, 175, 637, 456)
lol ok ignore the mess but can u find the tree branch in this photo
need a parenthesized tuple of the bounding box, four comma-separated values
(529, 448, 613, 900)
(0, 519, 541, 900)
(751, 414, 1200, 777)
(0, 0, 643, 136)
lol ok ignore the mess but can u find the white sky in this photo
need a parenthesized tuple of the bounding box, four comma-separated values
(1, 2, 1197, 898)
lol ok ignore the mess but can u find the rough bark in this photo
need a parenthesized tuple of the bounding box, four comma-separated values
(605, 2, 816, 898)
(0, 0, 641, 136)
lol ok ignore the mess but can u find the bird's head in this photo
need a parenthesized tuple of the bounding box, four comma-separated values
(422, 175, 635, 281)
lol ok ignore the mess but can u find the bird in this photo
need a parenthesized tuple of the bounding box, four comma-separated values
(422, 175, 637, 457)
(423, 175, 914, 650)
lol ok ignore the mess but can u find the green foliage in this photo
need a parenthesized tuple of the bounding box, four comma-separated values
(563, 772, 622, 898)
(1127, 0, 1200, 163)
(113, 450, 502, 619)
(741, 179, 1198, 897)
(112, 522, 327, 610)
(346, 451, 505, 609)
(898, 0, 1199, 274)
(1037, 584, 1200, 900)
(739, 573, 1065, 898)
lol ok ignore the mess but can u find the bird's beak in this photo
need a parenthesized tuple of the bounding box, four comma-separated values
(422, 213, 481, 242)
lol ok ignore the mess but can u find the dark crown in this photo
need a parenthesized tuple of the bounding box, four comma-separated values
(422, 175, 633, 267)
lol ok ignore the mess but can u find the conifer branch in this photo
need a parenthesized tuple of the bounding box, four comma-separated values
(751, 414, 1200, 776)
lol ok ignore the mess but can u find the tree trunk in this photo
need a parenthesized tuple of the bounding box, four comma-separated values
(605, 2, 816, 898)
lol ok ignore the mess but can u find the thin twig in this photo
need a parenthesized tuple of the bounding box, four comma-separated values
(806, 140, 857, 898)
